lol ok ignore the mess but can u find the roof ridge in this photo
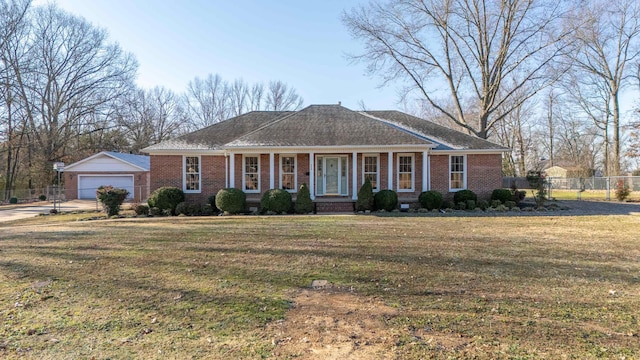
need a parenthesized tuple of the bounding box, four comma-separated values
(223, 111, 301, 146)
(360, 111, 453, 149)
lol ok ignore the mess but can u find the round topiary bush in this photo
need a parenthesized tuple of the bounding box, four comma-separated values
(374, 189, 398, 212)
(356, 178, 374, 211)
(295, 183, 314, 214)
(453, 189, 477, 204)
(491, 189, 512, 204)
(261, 189, 292, 214)
(418, 190, 443, 210)
(9, 197, 18, 204)
(135, 204, 149, 216)
(215, 188, 246, 214)
(147, 186, 185, 215)
(39, 195, 47, 201)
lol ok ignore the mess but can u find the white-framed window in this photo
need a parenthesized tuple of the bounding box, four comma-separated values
(280, 155, 296, 192)
(184, 156, 201, 193)
(397, 153, 414, 192)
(243, 155, 260, 193)
(449, 155, 466, 191)
(362, 155, 379, 191)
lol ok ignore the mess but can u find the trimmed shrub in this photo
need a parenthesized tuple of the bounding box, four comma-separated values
(418, 190, 443, 210)
(135, 204, 149, 216)
(147, 186, 185, 215)
(39, 195, 47, 201)
(9, 197, 18, 204)
(456, 201, 467, 210)
(295, 183, 314, 214)
(504, 201, 517, 209)
(96, 186, 129, 216)
(374, 189, 398, 212)
(491, 189, 512, 204)
(149, 207, 162, 216)
(453, 189, 477, 204)
(201, 204, 214, 216)
(356, 178, 375, 212)
(490, 200, 502, 208)
(477, 199, 489, 210)
(215, 188, 246, 214)
(175, 202, 194, 216)
(466, 199, 476, 210)
(261, 189, 292, 214)
(442, 200, 455, 210)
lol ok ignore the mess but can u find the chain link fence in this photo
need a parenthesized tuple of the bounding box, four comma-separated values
(503, 176, 640, 201)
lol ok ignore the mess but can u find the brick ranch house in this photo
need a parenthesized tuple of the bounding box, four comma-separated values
(143, 104, 508, 211)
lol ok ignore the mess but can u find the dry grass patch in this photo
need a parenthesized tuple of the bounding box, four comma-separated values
(0, 215, 639, 359)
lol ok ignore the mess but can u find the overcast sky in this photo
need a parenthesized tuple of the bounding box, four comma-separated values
(40, 0, 403, 110)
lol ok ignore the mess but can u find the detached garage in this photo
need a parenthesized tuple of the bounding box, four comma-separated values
(64, 151, 150, 201)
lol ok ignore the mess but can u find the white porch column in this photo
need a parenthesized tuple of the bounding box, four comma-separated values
(387, 151, 393, 190)
(269, 152, 275, 189)
(422, 151, 428, 192)
(352, 151, 358, 200)
(225, 155, 229, 188)
(229, 153, 235, 188)
(309, 152, 315, 200)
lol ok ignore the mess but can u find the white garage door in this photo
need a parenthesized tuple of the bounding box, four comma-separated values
(78, 176, 134, 199)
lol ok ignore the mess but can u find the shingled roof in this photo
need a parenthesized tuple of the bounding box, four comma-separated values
(143, 105, 506, 152)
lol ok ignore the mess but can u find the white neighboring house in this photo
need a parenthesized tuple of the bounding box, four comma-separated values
(64, 151, 150, 201)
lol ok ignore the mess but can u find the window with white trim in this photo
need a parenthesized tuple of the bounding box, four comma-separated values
(184, 156, 201, 193)
(450, 155, 466, 191)
(280, 155, 296, 191)
(397, 154, 414, 191)
(243, 155, 260, 192)
(363, 155, 379, 191)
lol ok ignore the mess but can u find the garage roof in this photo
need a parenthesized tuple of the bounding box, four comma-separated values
(65, 151, 150, 172)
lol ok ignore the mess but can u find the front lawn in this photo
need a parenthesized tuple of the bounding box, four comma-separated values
(0, 215, 638, 358)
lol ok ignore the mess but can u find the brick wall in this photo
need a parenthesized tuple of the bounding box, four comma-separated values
(148, 151, 503, 204)
(430, 153, 503, 199)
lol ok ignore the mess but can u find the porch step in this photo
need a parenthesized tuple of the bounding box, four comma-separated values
(315, 202, 355, 213)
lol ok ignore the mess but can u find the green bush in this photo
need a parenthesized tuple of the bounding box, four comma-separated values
(374, 189, 398, 212)
(201, 204, 214, 216)
(9, 197, 18, 204)
(260, 189, 292, 214)
(466, 199, 476, 210)
(456, 201, 467, 210)
(207, 194, 219, 213)
(356, 178, 375, 211)
(442, 200, 455, 210)
(215, 188, 246, 214)
(477, 199, 489, 210)
(147, 187, 185, 215)
(491, 200, 502, 208)
(418, 190, 443, 210)
(96, 186, 129, 216)
(175, 202, 197, 216)
(453, 189, 477, 204)
(504, 201, 517, 209)
(149, 207, 162, 216)
(295, 183, 314, 214)
(135, 204, 149, 216)
(491, 189, 512, 204)
(39, 195, 47, 201)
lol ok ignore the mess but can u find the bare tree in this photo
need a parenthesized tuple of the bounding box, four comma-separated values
(118, 87, 182, 153)
(265, 80, 303, 111)
(343, 0, 573, 139)
(183, 74, 230, 129)
(566, 0, 640, 175)
(6, 4, 137, 188)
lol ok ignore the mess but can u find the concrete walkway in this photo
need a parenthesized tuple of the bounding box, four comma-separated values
(0, 200, 100, 223)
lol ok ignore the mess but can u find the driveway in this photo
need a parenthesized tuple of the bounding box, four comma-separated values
(0, 200, 100, 223)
